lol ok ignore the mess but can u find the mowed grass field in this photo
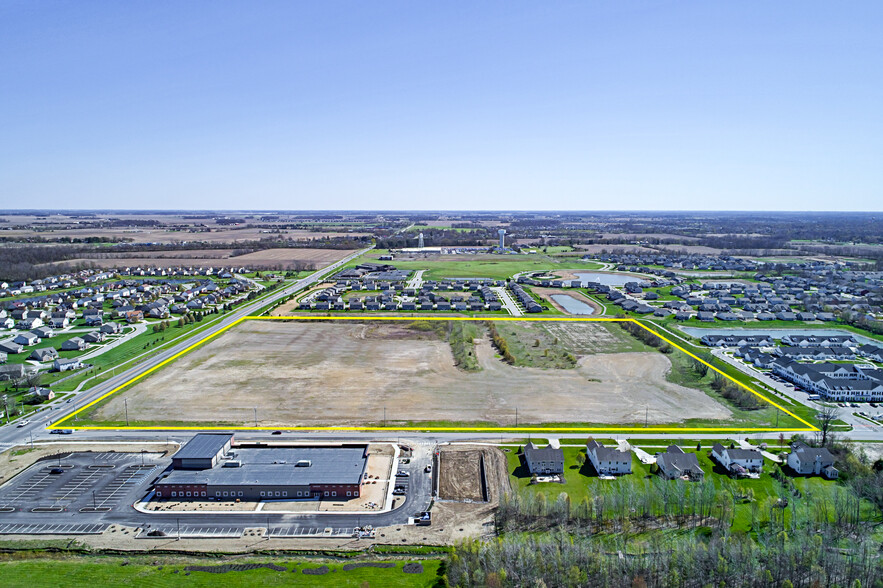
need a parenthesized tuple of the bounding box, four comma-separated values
(0, 556, 441, 587)
(84, 319, 731, 428)
(351, 251, 603, 281)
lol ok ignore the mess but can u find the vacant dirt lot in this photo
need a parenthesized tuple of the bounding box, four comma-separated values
(93, 320, 730, 427)
(439, 450, 484, 501)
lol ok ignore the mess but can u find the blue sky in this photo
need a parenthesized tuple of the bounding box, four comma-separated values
(1, 1, 881, 211)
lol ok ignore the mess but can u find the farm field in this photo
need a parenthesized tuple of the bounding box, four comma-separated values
(87, 319, 731, 427)
(47, 248, 358, 270)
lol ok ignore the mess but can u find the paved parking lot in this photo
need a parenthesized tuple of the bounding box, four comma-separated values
(0, 452, 163, 513)
(139, 525, 244, 539)
(0, 522, 108, 534)
(270, 525, 358, 538)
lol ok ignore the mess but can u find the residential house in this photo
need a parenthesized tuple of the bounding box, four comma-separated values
(523, 441, 565, 475)
(655, 446, 704, 480)
(61, 337, 87, 351)
(29, 347, 58, 362)
(54, 357, 83, 372)
(0, 341, 24, 354)
(787, 441, 838, 478)
(100, 322, 122, 334)
(586, 440, 632, 475)
(710, 443, 763, 475)
(13, 332, 40, 346)
(82, 331, 105, 344)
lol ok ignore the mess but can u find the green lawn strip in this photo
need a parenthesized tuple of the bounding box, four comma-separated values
(505, 444, 813, 533)
(0, 556, 441, 587)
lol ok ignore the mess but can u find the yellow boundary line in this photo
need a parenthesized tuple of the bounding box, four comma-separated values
(51, 316, 817, 433)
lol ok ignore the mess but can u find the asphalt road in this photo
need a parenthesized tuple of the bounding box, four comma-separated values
(0, 247, 371, 451)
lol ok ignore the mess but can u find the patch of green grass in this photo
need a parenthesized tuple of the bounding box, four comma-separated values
(0, 555, 442, 587)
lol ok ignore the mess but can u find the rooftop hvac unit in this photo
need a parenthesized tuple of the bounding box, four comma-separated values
(222, 460, 241, 468)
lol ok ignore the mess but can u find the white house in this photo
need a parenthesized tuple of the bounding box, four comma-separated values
(787, 441, 838, 478)
(710, 443, 763, 474)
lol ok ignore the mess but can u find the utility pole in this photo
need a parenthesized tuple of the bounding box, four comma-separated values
(515, 407, 518, 427)
(253, 407, 257, 427)
(645, 406, 648, 428)
(124, 398, 129, 426)
(383, 406, 386, 427)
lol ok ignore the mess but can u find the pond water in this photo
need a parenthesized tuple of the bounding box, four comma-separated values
(678, 326, 879, 346)
(573, 272, 644, 287)
(551, 294, 595, 315)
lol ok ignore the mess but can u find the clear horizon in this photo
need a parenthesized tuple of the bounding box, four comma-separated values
(2, 2, 881, 211)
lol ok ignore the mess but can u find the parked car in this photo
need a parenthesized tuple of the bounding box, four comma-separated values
(397, 471, 410, 477)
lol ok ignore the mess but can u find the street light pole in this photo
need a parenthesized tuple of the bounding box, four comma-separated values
(124, 398, 129, 426)
(253, 407, 257, 427)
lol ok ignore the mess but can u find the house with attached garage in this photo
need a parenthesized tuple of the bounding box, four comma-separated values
(523, 441, 565, 475)
(586, 440, 632, 475)
(787, 441, 838, 478)
(655, 446, 704, 481)
(82, 331, 105, 344)
(710, 443, 763, 475)
(13, 332, 40, 346)
(100, 322, 122, 334)
(29, 347, 58, 362)
(0, 341, 24, 354)
(61, 337, 87, 351)
(54, 357, 83, 372)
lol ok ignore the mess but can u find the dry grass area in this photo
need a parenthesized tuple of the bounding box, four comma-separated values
(92, 320, 730, 427)
(230, 248, 358, 265)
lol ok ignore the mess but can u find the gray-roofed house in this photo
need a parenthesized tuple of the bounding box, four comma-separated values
(29, 347, 58, 362)
(0, 364, 26, 381)
(586, 439, 632, 475)
(656, 446, 704, 480)
(523, 441, 564, 475)
(710, 443, 763, 474)
(0, 341, 24, 354)
(61, 337, 87, 351)
(787, 441, 838, 478)
(54, 357, 83, 372)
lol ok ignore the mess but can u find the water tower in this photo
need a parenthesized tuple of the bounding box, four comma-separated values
(417, 232, 425, 248)
(498, 229, 506, 249)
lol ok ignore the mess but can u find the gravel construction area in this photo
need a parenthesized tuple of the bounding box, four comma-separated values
(92, 321, 731, 426)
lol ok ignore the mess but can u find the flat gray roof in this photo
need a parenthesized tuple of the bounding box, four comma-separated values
(173, 434, 233, 461)
(161, 446, 367, 487)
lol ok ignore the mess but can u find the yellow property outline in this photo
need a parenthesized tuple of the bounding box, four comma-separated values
(51, 316, 817, 433)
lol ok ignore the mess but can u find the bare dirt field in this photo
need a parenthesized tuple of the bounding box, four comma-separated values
(439, 450, 484, 501)
(92, 320, 730, 427)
